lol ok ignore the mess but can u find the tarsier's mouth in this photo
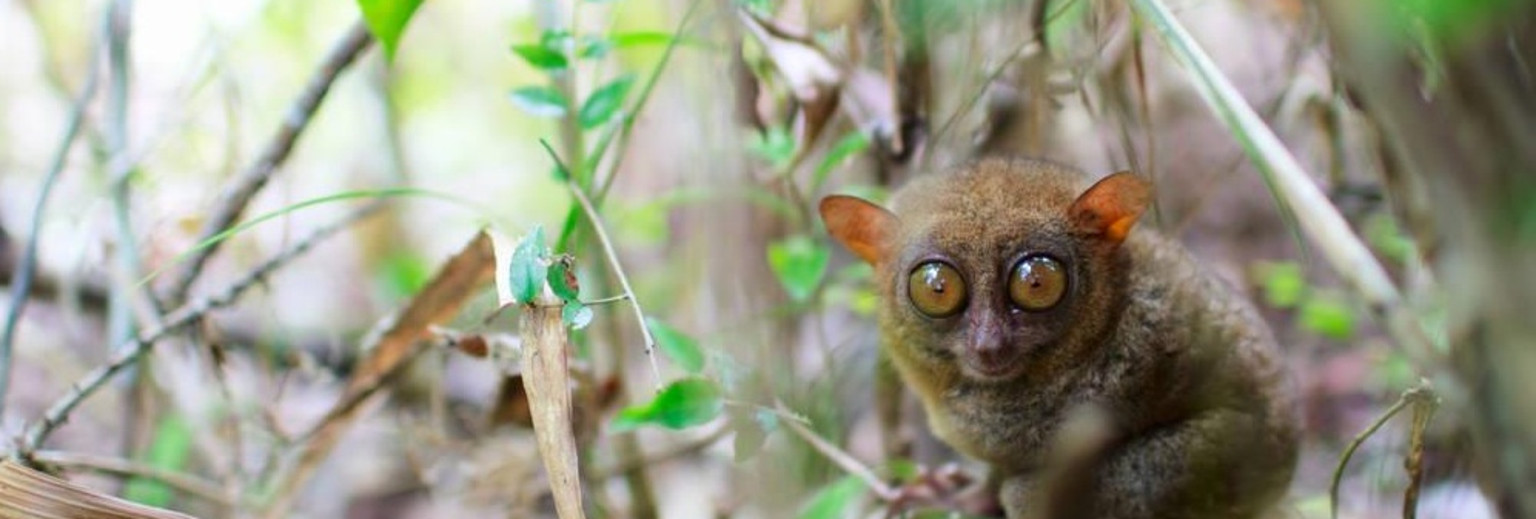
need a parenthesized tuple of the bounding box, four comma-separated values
(963, 352, 1026, 381)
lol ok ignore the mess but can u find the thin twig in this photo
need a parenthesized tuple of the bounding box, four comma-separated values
(18, 203, 384, 457)
(566, 181, 663, 392)
(31, 450, 233, 507)
(582, 294, 630, 306)
(1329, 382, 1434, 519)
(775, 402, 898, 501)
(0, 12, 105, 419)
(162, 21, 374, 305)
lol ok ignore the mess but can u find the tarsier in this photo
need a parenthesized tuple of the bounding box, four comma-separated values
(820, 158, 1297, 518)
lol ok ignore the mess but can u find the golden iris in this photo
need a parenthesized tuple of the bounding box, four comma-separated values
(1010, 255, 1067, 311)
(908, 261, 967, 317)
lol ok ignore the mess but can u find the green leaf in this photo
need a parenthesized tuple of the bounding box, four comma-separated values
(578, 75, 636, 129)
(748, 126, 796, 169)
(377, 251, 431, 300)
(1364, 212, 1415, 264)
(508, 226, 549, 305)
(647, 316, 705, 373)
(577, 35, 612, 59)
(798, 475, 866, 519)
(1256, 261, 1306, 309)
(356, 0, 425, 60)
(611, 378, 722, 432)
(123, 415, 193, 508)
(563, 302, 593, 330)
(611, 31, 678, 49)
(512, 43, 569, 70)
(548, 258, 580, 302)
(1300, 293, 1356, 340)
(510, 86, 570, 118)
(812, 132, 871, 192)
(768, 235, 831, 302)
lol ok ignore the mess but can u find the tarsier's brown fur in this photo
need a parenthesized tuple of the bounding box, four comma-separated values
(821, 158, 1297, 518)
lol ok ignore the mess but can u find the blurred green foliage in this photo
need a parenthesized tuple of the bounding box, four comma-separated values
(356, 0, 424, 59)
(611, 377, 723, 432)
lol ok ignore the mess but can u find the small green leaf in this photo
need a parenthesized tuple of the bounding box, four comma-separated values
(123, 415, 193, 508)
(1364, 212, 1415, 264)
(748, 126, 796, 169)
(578, 75, 636, 129)
(798, 475, 866, 519)
(539, 28, 573, 52)
(356, 0, 425, 60)
(1300, 293, 1356, 340)
(1257, 261, 1306, 309)
(548, 258, 580, 302)
(577, 35, 612, 59)
(611, 378, 722, 432)
(647, 317, 705, 373)
(508, 226, 549, 305)
(512, 44, 569, 70)
(377, 251, 431, 300)
(563, 302, 593, 330)
(510, 86, 570, 118)
(812, 131, 871, 191)
(883, 459, 921, 483)
(611, 31, 677, 49)
(768, 235, 831, 302)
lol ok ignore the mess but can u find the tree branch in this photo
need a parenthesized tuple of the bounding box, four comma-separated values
(18, 203, 384, 458)
(0, 12, 105, 419)
(160, 21, 374, 305)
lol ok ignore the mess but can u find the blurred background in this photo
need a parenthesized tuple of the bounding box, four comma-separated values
(0, 0, 1527, 517)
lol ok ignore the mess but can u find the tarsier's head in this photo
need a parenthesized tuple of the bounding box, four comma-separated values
(820, 158, 1150, 383)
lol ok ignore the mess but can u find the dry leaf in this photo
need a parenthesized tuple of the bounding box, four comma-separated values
(262, 231, 497, 518)
(0, 461, 198, 519)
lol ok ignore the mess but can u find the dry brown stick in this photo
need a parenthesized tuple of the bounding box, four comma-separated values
(162, 21, 373, 305)
(18, 203, 384, 457)
(1402, 388, 1439, 519)
(31, 450, 233, 507)
(521, 288, 587, 519)
(775, 402, 898, 501)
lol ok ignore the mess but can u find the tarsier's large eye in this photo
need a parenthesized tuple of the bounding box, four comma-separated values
(908, 261, 967, 318)
(1009, 255, 1067, 311)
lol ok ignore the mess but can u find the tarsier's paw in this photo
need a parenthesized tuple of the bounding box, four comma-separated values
(884, 464, 1003, 518)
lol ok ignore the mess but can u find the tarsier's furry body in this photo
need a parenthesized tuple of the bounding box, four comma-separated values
(821, 158, 1297, 518)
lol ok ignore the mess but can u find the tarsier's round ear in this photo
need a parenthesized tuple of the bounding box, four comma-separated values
(819, 195, 898, 265)
(1068, 171, 1151, 244)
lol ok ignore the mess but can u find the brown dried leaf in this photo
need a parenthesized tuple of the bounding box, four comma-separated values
(0, 462, 197, 519)
(349, 231, 497, 392)
(262, 231, 497, 518)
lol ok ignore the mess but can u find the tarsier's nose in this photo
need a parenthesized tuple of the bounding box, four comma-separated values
(966, 314, 1021, 377)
